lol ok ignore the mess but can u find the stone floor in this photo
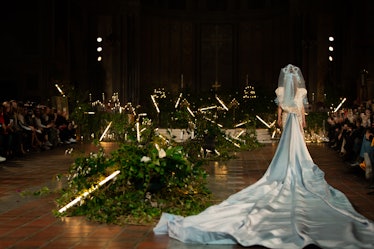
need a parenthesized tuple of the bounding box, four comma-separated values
(0, 141, 373, 249)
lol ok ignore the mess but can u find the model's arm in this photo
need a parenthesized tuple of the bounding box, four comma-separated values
(301, 106, 306, 128)
(277, 106, 283, 127)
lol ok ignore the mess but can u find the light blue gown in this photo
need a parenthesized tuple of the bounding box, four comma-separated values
(154, 113, 374, 249)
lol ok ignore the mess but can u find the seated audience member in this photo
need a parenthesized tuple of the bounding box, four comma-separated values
(2, 101, 18, 158)
(361, 108, 372, 128)
(331, 114, 345, 151)
(359, 128, 374, 180)
(17, 104, 41, 151)
(342, 117, 365, 162)
(41, 106, 59, 147)
(0, 105, 6, 162)
(33, 106, 53, 150)
(351, 127, 374, 167)
(340, 122, 355, 157)
(10, 101, 26, 156)
(55, 110, 76, 144)
(327, 115, 340, 148)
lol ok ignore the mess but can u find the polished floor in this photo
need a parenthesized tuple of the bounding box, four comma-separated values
(0, 141, 373, 249)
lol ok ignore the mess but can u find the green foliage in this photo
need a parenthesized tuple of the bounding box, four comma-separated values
(55, 84, 331, 226)
(305, 112, 328, 134)
(55, 89, 262, 225)
(20, 186, 51, 197)
(55, 128, 212, 224)
(55, 107, 262, 225)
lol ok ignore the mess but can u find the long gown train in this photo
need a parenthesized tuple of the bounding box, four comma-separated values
(154, 114, 374, 249)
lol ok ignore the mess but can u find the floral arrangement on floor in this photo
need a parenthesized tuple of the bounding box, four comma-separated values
(54, 112, 261, 225)
(54, 87, 262, 225)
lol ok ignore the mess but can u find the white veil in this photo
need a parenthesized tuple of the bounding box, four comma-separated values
(276, 64, 306, 108)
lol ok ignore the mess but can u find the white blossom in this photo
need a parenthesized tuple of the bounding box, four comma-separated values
(141, 156, 151, 163)
(158, 148, 166, 158)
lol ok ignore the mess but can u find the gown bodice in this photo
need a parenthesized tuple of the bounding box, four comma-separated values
(275, 87, 307, 128)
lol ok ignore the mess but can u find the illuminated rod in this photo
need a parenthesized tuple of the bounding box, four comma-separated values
(158, 134, 169, 143)
(187, 106, 195, 117)
(84, 112, 96, 115)
(235, 130, 245, 139)
(214, 149, 221, 156)
(155, 143, 160, 150)
(234, 121, 249, 128)
(136, 121, 140, 142)
(256, 115, 271, 128)
(99, 121, 112, 141)
(58, 170, 121, 213)
(215, 95, 229, 111)
(175, 93, 183, 108)
(151, 95, 160, 113)
(272, 130, 276, 139)
(199, 105, 217, 111)
(224, 136, 241, 148)
(334, 98, 346, 112)
(230, 132, 245, 142)
(203, 117, 223, 128)
(55, 84, 64, 95)
(269, 120, 276, 128)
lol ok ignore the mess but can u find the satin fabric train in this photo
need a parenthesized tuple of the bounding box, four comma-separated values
(154, 113, 374, 249)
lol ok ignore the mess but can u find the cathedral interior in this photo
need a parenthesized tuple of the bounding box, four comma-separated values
(0, 0, 373, 115)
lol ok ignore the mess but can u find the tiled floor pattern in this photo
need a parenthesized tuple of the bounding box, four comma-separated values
(0, 142, 373, 249)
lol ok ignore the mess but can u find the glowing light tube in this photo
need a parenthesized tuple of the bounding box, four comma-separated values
(99, 121, 112, 141)
(334, 98, 346, 113)
(203, 117, 223, 128)
(215, 95, 229, 111)
(269, 120, 276, 128)
(256, 115, 271, 128)
(151, 95, 160, 113)
(199, 105, 217, 111)
(272, 130, 276, 139)
(136, 121, 140, 142)
(175, 93, 183, 108)
(224, 136, 241, 148)
(187, 106, 195, 117)
(234, 121, 249, 128)
(235, 130, 245, 139)
(55, 84, 64, 95)
(58, 170, 121, 213)
(158, 134, 169, 144)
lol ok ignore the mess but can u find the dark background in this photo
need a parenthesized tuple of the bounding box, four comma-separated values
(0, 0, 373, 112)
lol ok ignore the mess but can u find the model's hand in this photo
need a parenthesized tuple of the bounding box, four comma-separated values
(277, 118, 282, 127)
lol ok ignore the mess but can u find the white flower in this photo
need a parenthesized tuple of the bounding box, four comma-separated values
(158, 148, 166, 158)
(141, 156, 151, 163)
